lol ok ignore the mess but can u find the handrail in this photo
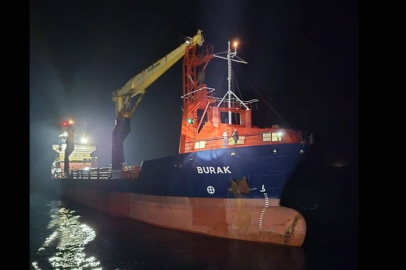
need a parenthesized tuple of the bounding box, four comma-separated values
(184, 130, 313, 152)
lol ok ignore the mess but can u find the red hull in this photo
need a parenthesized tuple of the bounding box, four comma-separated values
(64, 188, 306, 246)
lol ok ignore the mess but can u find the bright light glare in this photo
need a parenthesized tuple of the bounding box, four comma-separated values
(278, 131, 283, 136)
(233, 41, 238, 47)
(80, 137, 88, 144)
(68, 119, 74, 125)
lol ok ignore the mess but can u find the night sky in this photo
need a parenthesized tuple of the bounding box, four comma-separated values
(30, 0, 358, 188)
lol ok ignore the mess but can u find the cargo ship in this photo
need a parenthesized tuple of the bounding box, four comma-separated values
(51, 30, 313, 246)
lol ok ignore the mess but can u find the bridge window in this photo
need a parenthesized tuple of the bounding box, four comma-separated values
(263, 132, 282, 142)
(194, 141, 206, 149)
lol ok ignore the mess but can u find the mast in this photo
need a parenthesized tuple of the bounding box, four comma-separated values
(214, 40, 249, 124)
(227, 41, 232, 124)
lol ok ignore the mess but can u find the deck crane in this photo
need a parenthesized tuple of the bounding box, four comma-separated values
(111, 30, 204, 171)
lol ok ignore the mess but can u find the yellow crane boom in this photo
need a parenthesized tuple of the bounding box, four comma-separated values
(112, 30, 204, 118)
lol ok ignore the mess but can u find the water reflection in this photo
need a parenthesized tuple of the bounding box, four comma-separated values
(30, 198, 306, 270)
(31, 201, 101, 270)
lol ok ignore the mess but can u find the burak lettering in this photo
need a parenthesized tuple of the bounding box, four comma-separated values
(196, 166, 231, 174)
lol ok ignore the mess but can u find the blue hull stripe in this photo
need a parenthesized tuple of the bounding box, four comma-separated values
(59, 144, 309, 199)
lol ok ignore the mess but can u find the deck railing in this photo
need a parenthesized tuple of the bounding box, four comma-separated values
(184, 130, 313, 153)
(52, 168, 112, 180)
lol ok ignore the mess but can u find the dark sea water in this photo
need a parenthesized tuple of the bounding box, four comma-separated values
(30, 163, 358, 270)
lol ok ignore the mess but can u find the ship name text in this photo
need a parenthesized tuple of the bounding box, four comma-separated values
(197, 166, 231, 174)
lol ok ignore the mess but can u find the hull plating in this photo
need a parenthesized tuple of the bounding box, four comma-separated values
(61, 186, 306, 246)
(54, 143, 309, 246)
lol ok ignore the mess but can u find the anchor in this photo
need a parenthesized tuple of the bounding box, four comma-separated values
(228, 176, 251, 197)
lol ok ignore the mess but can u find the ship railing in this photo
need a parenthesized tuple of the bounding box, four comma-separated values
(51, 172, 65, 179)
(212, 97, 259, 110)
(197, 43, 214, 59)
(181, 86, 215, 102)
(184, 130, 313, 152)
(68, 168, 112, 179)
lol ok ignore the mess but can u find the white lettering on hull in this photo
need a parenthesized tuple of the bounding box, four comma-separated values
(197, 166, 231, 174)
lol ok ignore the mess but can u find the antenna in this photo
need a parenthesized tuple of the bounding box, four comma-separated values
(213, 40, 249, 124)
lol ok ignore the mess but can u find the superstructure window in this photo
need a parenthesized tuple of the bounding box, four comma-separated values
(263, 132, 282, 142)
(272, 133, 282, 141)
